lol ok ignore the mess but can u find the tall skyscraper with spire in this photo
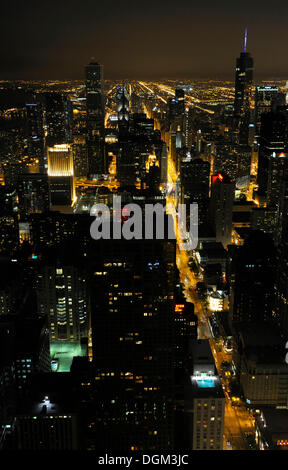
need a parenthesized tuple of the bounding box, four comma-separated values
(85, 59, 105, 176)
(116, 85, 130, 131)
(233, 28, 254, 145)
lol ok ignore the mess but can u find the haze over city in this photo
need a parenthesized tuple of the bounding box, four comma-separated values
(1, 0, 288, 80)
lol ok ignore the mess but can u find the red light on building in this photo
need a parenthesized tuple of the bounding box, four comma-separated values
(175, 304, 185, 313)
(212, 173, 224, 184)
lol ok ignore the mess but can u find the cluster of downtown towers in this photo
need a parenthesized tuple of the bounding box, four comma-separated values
(0, 39, 288, 452)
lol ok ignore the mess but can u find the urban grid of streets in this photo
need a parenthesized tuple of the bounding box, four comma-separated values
(1, 76, 275, 449)
(68, 78, 280, 449)
(106, 80, 256, 450)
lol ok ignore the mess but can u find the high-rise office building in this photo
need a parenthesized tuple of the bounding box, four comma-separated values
(0, 187, 19, 256)
(168, 89, 185, 128)
(14, 316, 51, 391)
(0, 314, 51, 397)
(174, 291, 198, 367)
(47, 144, 75, 207)
(17, 173, 50, 216)
(47, 143, 74, 177)
(233, 323, 288, 407)
(254, 86, 279, 136)
(229, 231, 275, 324)
(44, 93, 70, 147)
(181, 158, 210, 226)
(0, 316, 16, 434)
(26, 101, 46, 172)
(29, 212, 91, 252)
(213, 144, 237, 180)
(0, 260, 23, 316)
(86, 229, 176, 450)
(117, 86, 129, 130)
(72, 135, 88, 177)
(209, 172, 235, 248)
(179, 340, 225, 450)
(0, 214, 19, 256)
(233, 29, 254, 145)
(16, 409, 78, 450)
(267, 152, 288, 209)
(275, 180, 288, 334)
(167, 89, 186, 173)
(85, 60, 105, 176)
(36, 246, 88, 343)
(255, 408, 288, 450)
(257, 109, 287, 196)
(15, 374, 78, 450)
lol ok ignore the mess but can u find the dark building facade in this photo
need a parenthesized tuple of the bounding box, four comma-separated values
(233, 43, 254, 146)
(230, 231, 275, 324)
(85, 60, 105, 176)
(86, 233, 176, 450)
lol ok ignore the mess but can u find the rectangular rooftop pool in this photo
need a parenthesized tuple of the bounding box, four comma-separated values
(196, 379, 215, 388)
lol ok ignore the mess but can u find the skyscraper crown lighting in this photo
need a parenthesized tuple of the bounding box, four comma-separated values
(47, 144, 74, 177)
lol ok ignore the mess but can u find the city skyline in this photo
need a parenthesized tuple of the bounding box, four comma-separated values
(1, 1, 288, 454)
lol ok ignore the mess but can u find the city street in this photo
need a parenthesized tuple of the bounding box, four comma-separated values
(166, 152, 255, 450)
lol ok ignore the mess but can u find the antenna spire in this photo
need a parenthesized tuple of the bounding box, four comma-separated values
(244, 27, 248, 52)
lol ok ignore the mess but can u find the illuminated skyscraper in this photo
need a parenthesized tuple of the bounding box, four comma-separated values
(233, 29, 254, 145)
(85, 60, 105, 176)
(37, 262, 88, 343)
(47, 143, 74, 177)
(47, 144, 75, 207)
(117, 86, 129, 130)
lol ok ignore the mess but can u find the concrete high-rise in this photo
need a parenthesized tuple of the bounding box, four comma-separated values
(181, 158, 210, 226)
(254, 86, 279, 137)
(85, 60, 105, 176)
(17, 173, 50, 216)
(26, 101, 46, 172)
(178, 340, 225, 450)
(230, 231, 275, 324)
(44, 93, 70, 147)
(87, 229, 176, 450)
(257, 109, 287, 197)
(36, 247, 89, 343)
(209, 172, 235, 248)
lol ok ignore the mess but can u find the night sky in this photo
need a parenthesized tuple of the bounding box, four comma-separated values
(1, 0, 288, 80)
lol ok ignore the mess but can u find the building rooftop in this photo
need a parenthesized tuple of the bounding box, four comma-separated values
(256, 408, 288, 448)
(187, 340, 224, 399)
(258, 408, 288, 435)
(235, 322, 284, 349)
(190, 376, 225, 399)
